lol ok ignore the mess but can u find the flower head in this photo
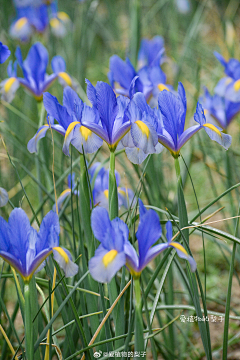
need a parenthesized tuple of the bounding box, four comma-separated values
(0, 208, 78, 282)
(27, 86, 102, 155)
(89, 200, 196, 283)
(124, 201, 196, 278)
(0, 43, 73, 102)
(157, 82, 231, 157)
(108, 37, 169, 102)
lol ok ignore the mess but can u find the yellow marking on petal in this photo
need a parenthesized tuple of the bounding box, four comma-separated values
(57, 11, 70, 21)
(158, 83, 169, 92)
(4, 78, 17, 93)
(234, 79, 240, 92)
(34, 94, 43, 102)
(35, 124, 49, 141)
(103, 249, 118, 267)
(80, 126, 92, 141)
(15, 17, 28, 31)
(170, 242, 188, 256)
(135, 120, 150, 138)
(58, 72, 72, 86)
(65, 121, 80, 140)
(59, 189, 71, 197)
(50, 18, 60, 28)
(118, 188, 126, 197)
(204, 109, 208, 115)
(53, 247, 69, 263)
(203, 123, 222, 137)
(104, 189, 109, 199)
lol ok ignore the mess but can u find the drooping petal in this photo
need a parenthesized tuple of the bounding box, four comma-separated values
(170, 242, 197, 272)
(53, 247, 78, 277)
(125, 147, 148, 165)
(89, 244, 125, 283)
(139, 243, 169, 271)
(53, 189, 71, 212)
(0, 77, 20, 103)
(51, 55, 66, 73)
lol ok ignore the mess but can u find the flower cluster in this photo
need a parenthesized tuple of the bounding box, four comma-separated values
(108, 36, 171, 103)
(200, 52, 240, 130)
(10, 0, 71, 41)
(89, 200, 196, 283)
(53, 167, 134, 212)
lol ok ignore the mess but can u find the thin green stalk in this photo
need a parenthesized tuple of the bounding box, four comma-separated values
(174, 157, 189, 243)
(222, 204, 240, 359)
(24, 283, 34, 360)
(134, 278, 144, 357)
(109, 151, 118, 220)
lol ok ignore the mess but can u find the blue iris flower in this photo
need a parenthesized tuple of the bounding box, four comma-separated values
(0, 43, 73, 103)
(89, 162, 135, 209)
(0, 208, 78, 283)
(156, 82, 231, 157)
(108, 37, 169, 101)
(122, 92, 163, 164)
(89, 200, 196, 283)
(124, 201, 196, 278)
(10, 1, 70, 41)
(27, 86, 103, 155)
(0, 42, 11, 64)
(10, 3, 49, 41)
(214, 52, 240, 102)
(199, 87, 240, 130)
(53, 165, 135, 211)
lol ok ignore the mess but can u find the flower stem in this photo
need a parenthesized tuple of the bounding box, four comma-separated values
(134, 278, 144, 357)
(174, 157, 189, 243)
(24, 283, 34, 360)
(109, 151, 118, 220)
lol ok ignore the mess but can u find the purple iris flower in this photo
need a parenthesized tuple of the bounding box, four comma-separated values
(53, 165, 135, 211)
(89, 200, 196, 283)
(200, 87, 240, 130)
(79, 79, 132, 152)
(0, 208, 78, 282)
(214, 52, 240, 102)
(27, 86, 102, 155)
(0, 42, 11, 64)
(156, 82, 231, 157)
(121, 92, 163, 164)
(89, 162, 135, 209)
(108, 36, 168, 101)
(0, 43, 73, 103)
(124, 201, 196, 278)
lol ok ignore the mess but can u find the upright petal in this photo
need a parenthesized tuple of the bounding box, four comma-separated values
(91, 207, 111, 243)
(0, 42, 11, 64)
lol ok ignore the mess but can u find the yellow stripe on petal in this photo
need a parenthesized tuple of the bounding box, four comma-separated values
(57, 11, 70, 21)
(234, 79, 240, 92)
(4, 78, 17, 93)
(50, 18, 60, 28)
(158, 83, 169, 92)
(65, 121, 80, 140)
(104, 189, 109, 199)
(15, 17, 28, 31)
(170, 242, 188, 256)
(203, 123, 222, 137)
(53, 247, 69, 263)
(103, 249, 118, 267)
(58, 72, 72, 86)
(59, 189, 71, 197)
(80, 126, 92, 141)
(135, 120, 150, 138)
(118, 188, 126, 197)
